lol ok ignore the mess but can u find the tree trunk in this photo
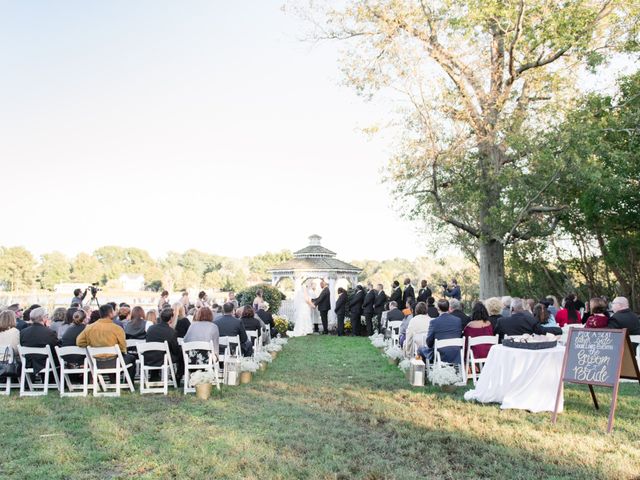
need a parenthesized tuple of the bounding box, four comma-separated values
(479, 239, 505, 299)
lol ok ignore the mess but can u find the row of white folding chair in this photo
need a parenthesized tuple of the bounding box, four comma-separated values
(433, 337, 467, 385)
(466, 335, 499, 385)
(181, 340, 221, 394)
(0, 345, 19, 395)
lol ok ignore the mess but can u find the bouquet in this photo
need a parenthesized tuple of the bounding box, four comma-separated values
(384, 345, 404, 361)
(372, 337, 387, 349)
(430, 363, 460, 386)
(272, 337, 288, 346)
(189, 370, 217, 387)
(241, 359, 259, 373)
(398, 358, 412, 372)
(266, 343, 282, 353)
(255, 351, 273, 363)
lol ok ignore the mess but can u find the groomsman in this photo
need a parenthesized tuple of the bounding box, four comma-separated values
(313, 280, 331, 334)
(417, 280, 431, 303)
(389, 281, 402, 309)
(374, 284, 388, 333)
(349, 285, 365, 336)
(334, 287, 348, 336)
(402, 278, 415, 307)
(362, 283, 376, 336)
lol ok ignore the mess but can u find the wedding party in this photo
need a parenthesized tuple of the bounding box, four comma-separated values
(2, 1, 640, 479)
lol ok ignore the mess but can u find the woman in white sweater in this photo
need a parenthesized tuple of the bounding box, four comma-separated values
(404, 302, 432, 357)
(0, 310, 20, 354)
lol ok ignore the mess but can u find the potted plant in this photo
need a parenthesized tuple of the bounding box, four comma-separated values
(384, 345, 404, 366)
(254, 351, 273, 372)
(189, 370, 217, 400)
(240, 359, 259, 384)
(430, 363, 461, 393)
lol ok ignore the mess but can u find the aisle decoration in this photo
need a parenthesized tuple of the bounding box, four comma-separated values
(384, 345, 404, 366)
(189, 371, 217, 400)
(240, 359, 259, 384)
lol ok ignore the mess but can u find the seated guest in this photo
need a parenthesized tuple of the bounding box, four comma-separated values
(146, 309, 158, 328)
(0, 310, 20, 354)
(525, 298, 536, 314)
(404, 302, 431, 356)
(89, 310, 101, 324)
(184, 306, 220, 360)
(7, 304, 27, 331)
(124, 306, 148, 340)
(76, 304, 135, 381)
(484, 297, 503, 330)
(501, 296, 512, 318)
(145, 307, 184, 385)
(196, 291, 209, 309)
(546, 296, 560, 316)
(107, 302, 125, 329)
(20, 307, 59, 377)
(420, 299, 462, 363)
(609, 297, 640, 349)
(57, 307, 78, 340)
(426, 297, 439, 319)
(496, 298, 548, 337)
(60, 310, 87, 365)
(49, 307, 67, 338)
(257, 302, 276, 338)
(172, 303, 190, 338)
(386, 301, 405, 321)
(402, 299, 414, 319)
(240, 306, 262, 332)
(214, 302, 252, 357)
(584, 297, 609, 328)
(449, 299, 471, 330)
(533, 303, 559, 330)
(464, 302, 494, 360)
(555, 296, 582, 327)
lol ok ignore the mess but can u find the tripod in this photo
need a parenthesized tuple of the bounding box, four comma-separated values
(87, 291, 100, 309)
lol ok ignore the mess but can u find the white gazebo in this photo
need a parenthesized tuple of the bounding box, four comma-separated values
(269, 235, 362, 327)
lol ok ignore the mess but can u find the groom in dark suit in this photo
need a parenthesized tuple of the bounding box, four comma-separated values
(313, 280, 331, 334)
(362, 283, 376, 336)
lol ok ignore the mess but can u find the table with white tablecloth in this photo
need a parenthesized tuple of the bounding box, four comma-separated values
(464, 344, 566, 413)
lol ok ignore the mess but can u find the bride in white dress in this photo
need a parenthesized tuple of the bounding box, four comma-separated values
(292, 283, 316, 337)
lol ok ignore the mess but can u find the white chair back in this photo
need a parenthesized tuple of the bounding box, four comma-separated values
(181, 340, 220, 394)
(136, 341, 176, 395)
(86, 345, 134, 397)
(433, 337, 466, 385)
(466, 335, 499, 385)
(18, 345, 60, 396)
(0, 345, 18, 395)
(55, 346, 89, 397)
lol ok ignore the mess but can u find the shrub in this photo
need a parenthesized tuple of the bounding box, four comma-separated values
(274, 316, 289, 336)
(236, 283, 285, 314)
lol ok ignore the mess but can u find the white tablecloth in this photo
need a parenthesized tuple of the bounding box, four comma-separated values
(464, 344, 566, 413)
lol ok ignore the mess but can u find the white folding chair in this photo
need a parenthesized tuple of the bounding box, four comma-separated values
(86, 346, 135, 397)
(55, 346, 90, 397)
(181, 341, 220, 394)
(433, 337, 466, 384)
(412, 332, 428, 357)
(177, 338, 184, 346)
(18, 345, 60, 397)
(219, 335, 241, 385)
(247, 330, 260, 358)
(630, 335, 640, 367)
(387, 321, 403, 347)
(0, 345, 19, 395)
(126, 339, 145, 379)
(466, 335, 499, 385)
(136, 341, 177, 395)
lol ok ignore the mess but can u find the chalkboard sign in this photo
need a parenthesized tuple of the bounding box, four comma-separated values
(552, 328, 640, 433)
(563, 329, 625, 387)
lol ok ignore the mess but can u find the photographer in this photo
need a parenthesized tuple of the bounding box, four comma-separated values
(71, 288, 88, 307)
(443, 278, 461, 300)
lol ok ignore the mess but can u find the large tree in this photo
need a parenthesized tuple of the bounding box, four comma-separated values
(305, 0, 638, 297)
(0, 246, 36, 291)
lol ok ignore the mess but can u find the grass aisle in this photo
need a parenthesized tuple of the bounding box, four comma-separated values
(1, 336, 639, 479)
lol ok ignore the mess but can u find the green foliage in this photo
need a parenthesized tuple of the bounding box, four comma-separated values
(273, 315, 289, 335)
(0, 246, 36, 291)
(37, 252, 71, 291)
(249, 250, 293, 282)
(70, 253, 103, 283)
(236, 283, 285, 314)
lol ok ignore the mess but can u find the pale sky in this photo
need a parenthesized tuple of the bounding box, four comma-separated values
(0, 0, 426, 262)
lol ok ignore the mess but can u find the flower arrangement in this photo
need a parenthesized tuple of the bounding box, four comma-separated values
(241, 358, 259, 372)
(430, 363, 460, 386)
(272, 337, 288, 346)
(369, 333, 383, 342)
(274, 316, 289, 335)
(189, 370, 217, 387)
(255, 351, 273, 363)
(372, 337, 387, 349)
(398, 358, 412, 372)
(265, 343, 282, 353)
(384, 345, 405, 360)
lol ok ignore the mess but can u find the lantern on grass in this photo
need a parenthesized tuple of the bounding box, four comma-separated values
(409, 358, 426, 387)
(225, 356, 241, 386)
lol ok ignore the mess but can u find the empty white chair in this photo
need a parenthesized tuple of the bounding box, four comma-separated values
(433, 337, 466, 384)
(466, 335, 499, 385)
(55, 346, 90, 397)
(630, 335, 640, 367)
(86, 346, 135, 397)
(181, 341, 220, 394)
(387, 321, 403, 347)
(0, 345, 19, 395)
(136, 341, 177, 395)
(18, 345, 60, 397)
(219, 335, 241, 385)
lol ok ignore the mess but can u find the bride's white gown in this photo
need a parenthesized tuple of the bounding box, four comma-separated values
(292, 287, 315, 337)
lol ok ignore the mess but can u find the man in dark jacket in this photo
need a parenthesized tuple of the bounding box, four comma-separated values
(402, 278, 415, 308)
(334, 288, 348, 336)
(496, 298, 548, 338)
(145, 307, 184, 384)
(417, 281, 431, 303)
(374, 284, 388, 333)
(389, 281, 402, 309)
(257, 303, 276, 338)
(214, 303, 252, 356)
(19, 307, 59, 380)
(609, 297, 640, 351)
(349, 285, 365, 336)
(422, 299, 462, 363)
(313, 280, 332, 334)
(449, 299, 471, 331)
(363, 283, 377, 336)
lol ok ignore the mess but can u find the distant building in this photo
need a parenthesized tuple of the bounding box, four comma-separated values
(119, 273, 145, 291)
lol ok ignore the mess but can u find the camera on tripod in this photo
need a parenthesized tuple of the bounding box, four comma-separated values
(87, 282, 101, 298)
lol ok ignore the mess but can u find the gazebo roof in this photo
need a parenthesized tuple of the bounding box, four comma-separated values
(269, 235, 361, 274)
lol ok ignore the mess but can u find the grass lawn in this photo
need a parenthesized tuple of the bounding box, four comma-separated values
(1, 336, 639, 479)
